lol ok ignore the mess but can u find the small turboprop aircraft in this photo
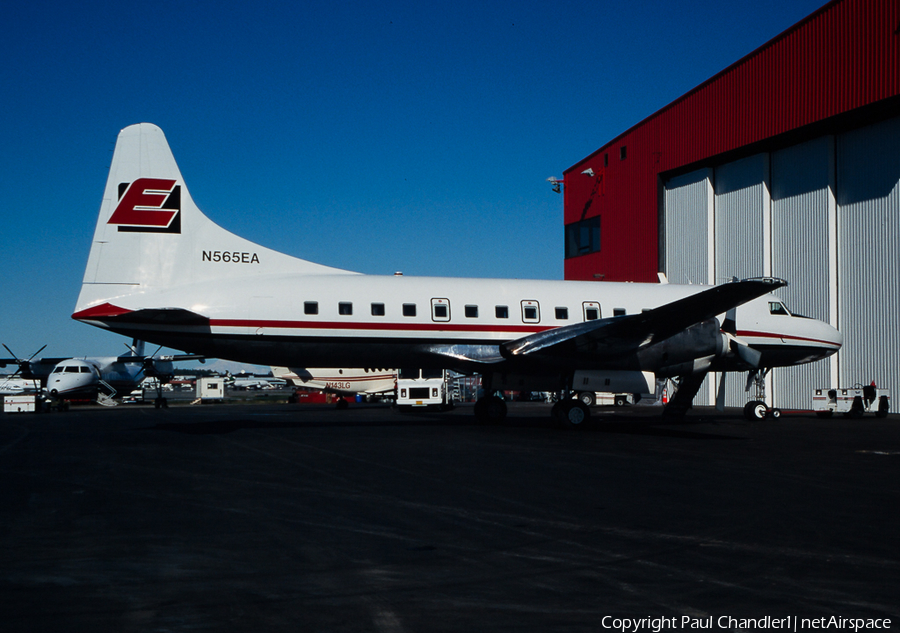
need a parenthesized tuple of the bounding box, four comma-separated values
(272, 367, 396, 400)
(71, 124, 842, 425)
(1, 341, 202, 408)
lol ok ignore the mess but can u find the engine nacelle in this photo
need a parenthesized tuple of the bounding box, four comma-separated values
(637, 319, 729, 377)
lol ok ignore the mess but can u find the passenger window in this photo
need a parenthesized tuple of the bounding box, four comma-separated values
(304, 301, 318, 315)
(465, 305, 478, 318)
(583, 302, 601, 321)
(338, 302, 353, 316)
(403, 303, 417, 317)
(613, 308, 626, 317)
(431, 298, 450, 322)
(555, 307, 568, 320)
(371, 303, 385, 316)
(521, 300, 540, 323)
(495, 305, 509, 319)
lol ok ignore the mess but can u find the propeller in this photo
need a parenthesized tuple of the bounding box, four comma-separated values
(715, 307, 762, 411)
(2, 343, 47, 379)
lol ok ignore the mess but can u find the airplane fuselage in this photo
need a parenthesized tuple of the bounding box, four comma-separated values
(75, 273, 840, 376)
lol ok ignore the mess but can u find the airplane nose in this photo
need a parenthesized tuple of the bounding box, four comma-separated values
(820, 320, 843, 351)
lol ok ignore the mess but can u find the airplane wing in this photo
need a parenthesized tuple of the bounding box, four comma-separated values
(501, 277, 786, 361)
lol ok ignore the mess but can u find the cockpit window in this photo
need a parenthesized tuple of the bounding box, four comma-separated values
(769, 301, 790, 316)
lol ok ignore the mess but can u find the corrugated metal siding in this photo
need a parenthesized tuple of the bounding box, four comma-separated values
(836, 116, 900, 399)
(714, 154, 767, 282)
(713, 154, 769, 408)
(664, 169, 711, 285)
(564, 0, 900, 284)
(770, 137, 833, 408)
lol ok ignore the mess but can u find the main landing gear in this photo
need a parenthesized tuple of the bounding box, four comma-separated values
(474, 375, 594, 429)
(551, 398, 591, 428)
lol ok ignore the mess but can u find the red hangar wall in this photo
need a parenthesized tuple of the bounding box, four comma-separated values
(562, 0, 900, 409)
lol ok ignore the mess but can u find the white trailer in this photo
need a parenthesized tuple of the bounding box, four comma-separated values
(813, 385, 890, 418)
(196, 377, 225, 402)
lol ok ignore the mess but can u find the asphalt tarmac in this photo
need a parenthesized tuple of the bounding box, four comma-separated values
(1, 401, 898, 632)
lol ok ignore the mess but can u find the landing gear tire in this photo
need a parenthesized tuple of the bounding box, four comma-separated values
(556, 400, 590, 429)
(744, 400, 767, 421)
(474, 395, 507, 424)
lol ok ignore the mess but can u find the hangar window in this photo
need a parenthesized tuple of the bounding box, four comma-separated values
(304, 301, 318, 315)
(402, 303, 417, 317)
(371, 303, 385, 316)
(565, 217, 601, 259)
(338, 302, 353, 316)
(555, 307, 568, 320)
(620, 146, 627, 160)
(604, 153, 608, 167)
(465, 305, 478, 318)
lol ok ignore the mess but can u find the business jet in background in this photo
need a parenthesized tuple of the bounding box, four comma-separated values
(1, 341, 202, 408)
(71, 124, 842, 425)
(272, 367, 396, 405)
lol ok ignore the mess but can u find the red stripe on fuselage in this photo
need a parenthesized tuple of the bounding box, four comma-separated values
(209, 318, 552, 335)
(736, 330, 839, 347)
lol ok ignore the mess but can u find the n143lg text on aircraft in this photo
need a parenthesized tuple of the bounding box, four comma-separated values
(71, 124, 842, 425)
(1, 341, 201, 408)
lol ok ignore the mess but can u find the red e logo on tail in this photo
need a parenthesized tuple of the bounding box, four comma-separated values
(108, 178, 181, 233)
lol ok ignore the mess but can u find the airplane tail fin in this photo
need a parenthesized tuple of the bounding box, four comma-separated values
(75, 123, 351, 316)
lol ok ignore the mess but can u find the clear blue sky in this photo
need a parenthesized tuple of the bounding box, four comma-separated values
(1, 0, 826, 361)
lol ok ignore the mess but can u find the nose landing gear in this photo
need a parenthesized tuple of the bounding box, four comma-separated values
(743, 369, 781, 420)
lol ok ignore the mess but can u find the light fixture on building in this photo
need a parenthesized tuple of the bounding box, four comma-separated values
(546, 177, 563, 193)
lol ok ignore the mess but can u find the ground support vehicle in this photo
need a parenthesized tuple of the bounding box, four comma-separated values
(396, 368, 453, 410)
(813, 385, 890, 418)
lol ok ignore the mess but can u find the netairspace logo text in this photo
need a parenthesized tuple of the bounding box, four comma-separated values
(600, 616, 892, 633)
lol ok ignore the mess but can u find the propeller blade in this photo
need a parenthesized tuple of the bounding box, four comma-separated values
(716, 372, 727, 411)
(732, 338, 762, 368)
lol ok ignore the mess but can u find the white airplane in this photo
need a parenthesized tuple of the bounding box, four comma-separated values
(2, 341, 201, 408)
(0, 376, 40, 395)
(71, 123, 842, 425)
(272, 367, 396, 399)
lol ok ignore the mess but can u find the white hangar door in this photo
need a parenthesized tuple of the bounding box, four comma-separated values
(663, 168, 714, 404)
(770, 137, 835, 409)
(664, 168, 713, 286)
(714, 154, 769, 407)
(836, 116, 900, 402)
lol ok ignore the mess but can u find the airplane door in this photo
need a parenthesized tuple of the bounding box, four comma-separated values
(583, 302, 601, 321)
(431, 298, 451, 322)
